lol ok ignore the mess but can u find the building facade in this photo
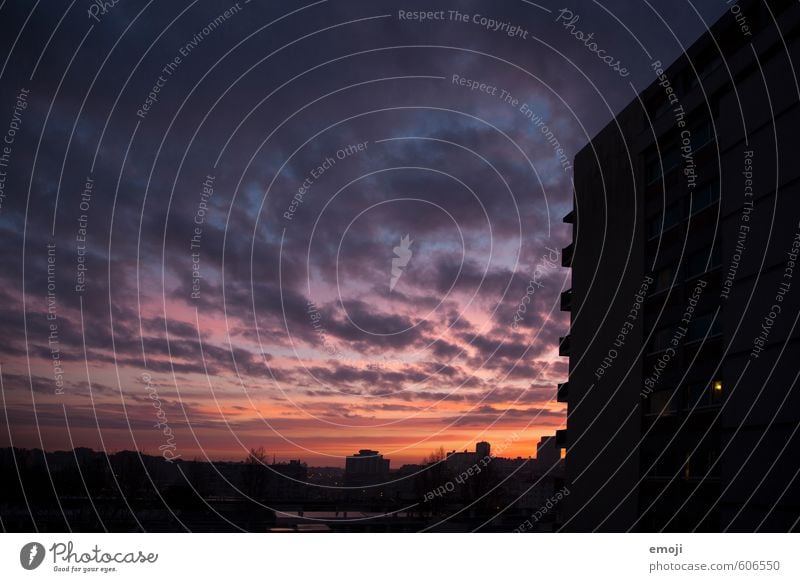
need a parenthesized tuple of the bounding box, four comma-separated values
(562, 0, 800, 531)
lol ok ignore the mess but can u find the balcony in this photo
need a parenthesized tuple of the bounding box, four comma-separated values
(561, 242, 574, 267)
(555, 429, 568, 447)
(563, 208, 575, 224)
(557, 382, 569, 403)
(559, 335, 571, 357)
(560, 288, 572, 312)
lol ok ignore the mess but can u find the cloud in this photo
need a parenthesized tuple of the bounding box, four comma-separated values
(0, 0, 728, 461)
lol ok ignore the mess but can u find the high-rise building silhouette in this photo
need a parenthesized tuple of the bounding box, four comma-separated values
(561, 0, 800, 531)
(536, 435, 564, 476)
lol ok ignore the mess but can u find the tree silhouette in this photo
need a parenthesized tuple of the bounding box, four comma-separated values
(242, 447, 269, 500)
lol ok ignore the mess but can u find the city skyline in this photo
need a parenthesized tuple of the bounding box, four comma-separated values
(6, 0, 798, 538)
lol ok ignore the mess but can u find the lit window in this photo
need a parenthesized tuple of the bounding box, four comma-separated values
(711, 380, 723, 403)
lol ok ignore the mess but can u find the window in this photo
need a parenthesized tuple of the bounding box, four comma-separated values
(689, 181, 720, 214)
(686, 383, 708, 407)
(687, 313, 722, 342)
(647, 389, 678, 416)
(653, 265, 675, 292)
(687, 314, 709, 342)
(685, 243, 720, 279)
(686, 250, 707, 279)
(691, 118, 715, 149)
(664, 201, 682, 229)
(651, 327, 673, 352)
(686, 446, 720, 478)
(645, 144, 680, 183)
(711, 379, 723, 403)
(648, 201, 683, 239)
(686, 380, 723, 408)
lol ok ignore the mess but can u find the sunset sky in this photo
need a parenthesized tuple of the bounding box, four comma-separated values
(0, 0, 729, 466)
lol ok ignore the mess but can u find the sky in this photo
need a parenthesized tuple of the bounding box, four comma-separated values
(0, 0, 732, 466)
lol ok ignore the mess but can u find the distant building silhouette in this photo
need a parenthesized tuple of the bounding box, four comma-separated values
(266, 459, 308, 499)
(536, 435, 564, 477)
(561, 0, 800, 531)
(345, 449, 390, 486)
(445, 442, 491, 473)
